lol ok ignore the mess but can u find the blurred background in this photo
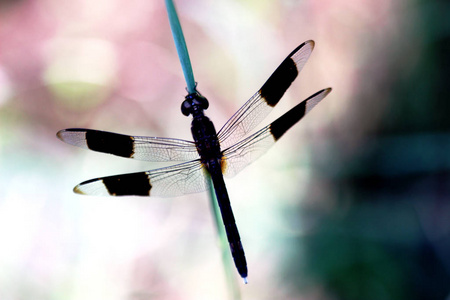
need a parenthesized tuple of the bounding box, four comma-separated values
(1, 0, 449, 299)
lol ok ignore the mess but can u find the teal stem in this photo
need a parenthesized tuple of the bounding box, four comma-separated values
(165, 0, 196, 94)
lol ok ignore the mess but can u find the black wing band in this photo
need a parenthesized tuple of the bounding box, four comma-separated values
(57, 128, 198, 162)
(222, 88, 331, 177)
(74, 160, 208, 197)
(217, 40, 315, 150)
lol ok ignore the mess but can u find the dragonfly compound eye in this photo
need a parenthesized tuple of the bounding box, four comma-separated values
(181, 99, 192, 116)
(181, 93, 209, 116)
(193, 94, 209, 110)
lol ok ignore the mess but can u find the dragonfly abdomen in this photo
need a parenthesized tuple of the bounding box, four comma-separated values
(207, 159, 248, 280)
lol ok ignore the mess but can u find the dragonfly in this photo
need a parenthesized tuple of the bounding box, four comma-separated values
(57, 40, 331, 283)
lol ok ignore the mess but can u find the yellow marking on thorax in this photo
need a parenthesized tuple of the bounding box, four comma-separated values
(220, 155, 227, 173)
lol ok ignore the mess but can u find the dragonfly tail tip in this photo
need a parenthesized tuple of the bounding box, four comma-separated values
(243, 277, 248, 284)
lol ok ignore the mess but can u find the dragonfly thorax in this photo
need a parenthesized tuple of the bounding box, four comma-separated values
(181, 92, 209, 117)
(191, 115, 222, 162)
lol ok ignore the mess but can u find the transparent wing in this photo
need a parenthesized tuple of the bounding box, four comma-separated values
(57, 128, 198, 162)
(74, 160, 210, 197)
(217, 40, 315, 150)
(222, 88, 331, 177)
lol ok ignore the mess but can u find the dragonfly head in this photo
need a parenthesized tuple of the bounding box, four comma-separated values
(181, 92, 209, 116)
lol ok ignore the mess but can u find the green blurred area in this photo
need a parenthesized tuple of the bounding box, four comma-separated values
(280, 1, 450, 299)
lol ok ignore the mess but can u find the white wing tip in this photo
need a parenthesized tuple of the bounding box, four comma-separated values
(305, 87, 332, 114)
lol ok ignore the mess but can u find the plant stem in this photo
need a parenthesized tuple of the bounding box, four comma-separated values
(165, 0, 196, 94)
